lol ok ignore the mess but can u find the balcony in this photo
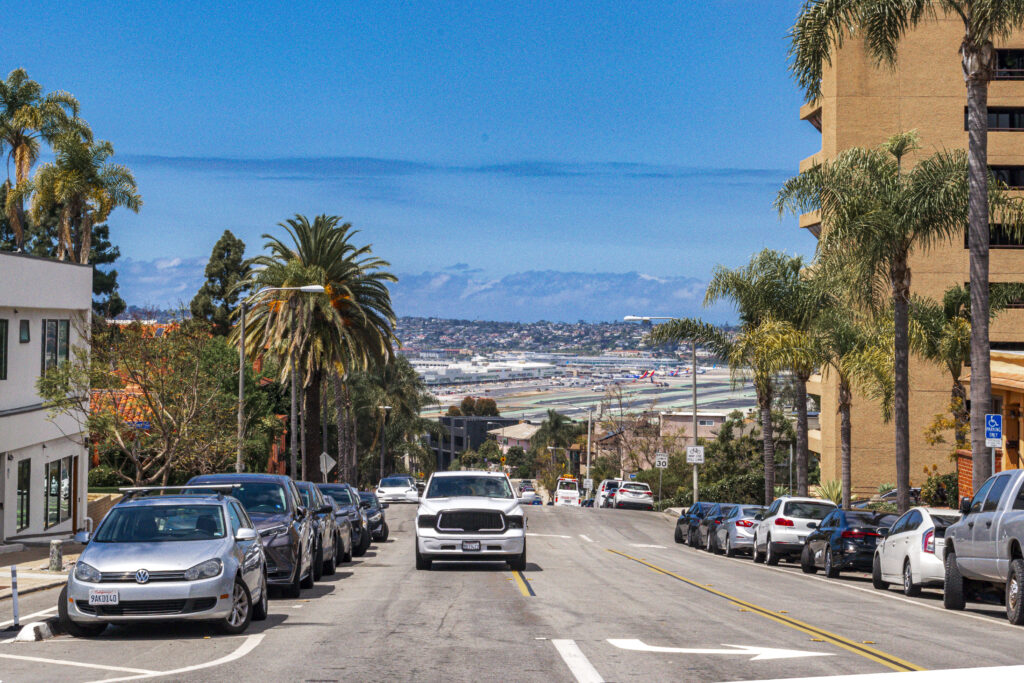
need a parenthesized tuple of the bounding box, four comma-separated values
(800, 101, 822, 132)
(808, 429, 822, 455)
(799, 150, 824, 174)
(799, 211, 821, 238)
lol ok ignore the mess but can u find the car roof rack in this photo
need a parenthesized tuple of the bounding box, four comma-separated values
(118, 484, 241, 500)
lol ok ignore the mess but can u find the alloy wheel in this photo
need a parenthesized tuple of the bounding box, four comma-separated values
(1011, 575, 1020, 612)
(904, 564, 912, 592)
(228, 582, 250, 627)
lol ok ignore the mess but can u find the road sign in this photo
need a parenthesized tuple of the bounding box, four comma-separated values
(129, 421, 151, 430)
(629, 473, 637, 480)
(686, 446, 705, 464)
(583, 478, 593, 490)
(986, 413, 1003, 448)
(319, 452, 336, 477)
(654, 452, 669, 469)
(500, 456, 506, 464)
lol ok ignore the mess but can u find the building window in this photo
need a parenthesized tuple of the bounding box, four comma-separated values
(19, 319, 29, 343)
(963, 225, 1024, 249)
(16, 459, 30, 532)
(40, 319, 70, 373)
(965, 107, 1024, 131)
(0, 319, 7, 380)
(995, 50, 1024, 80)
(991, 166, 1024, 189)
(698, 419, 714, 427)
(44, 456, 73, 528)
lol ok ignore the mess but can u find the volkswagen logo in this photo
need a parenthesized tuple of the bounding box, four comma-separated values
(134, 569, 150, 584)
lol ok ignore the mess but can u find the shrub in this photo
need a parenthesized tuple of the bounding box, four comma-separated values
(877, 482, 895, 494)
(814, 480, 842, 504)
(88, 465, 124, 488)
(921, 471, 958, 508)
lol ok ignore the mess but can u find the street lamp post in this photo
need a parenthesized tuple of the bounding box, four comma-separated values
(378, 405, 392, 481)
(237, 285, 325, 475)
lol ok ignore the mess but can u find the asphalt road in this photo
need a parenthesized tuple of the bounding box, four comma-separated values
(2, 504, 1024, 682)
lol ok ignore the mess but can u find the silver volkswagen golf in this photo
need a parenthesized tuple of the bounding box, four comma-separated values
(59, 486, 268, 637)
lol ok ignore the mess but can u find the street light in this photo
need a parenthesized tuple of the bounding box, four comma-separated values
(237, 285, 326, 475)
(378, 405, 392, 482)
(624, 314, 700, 504)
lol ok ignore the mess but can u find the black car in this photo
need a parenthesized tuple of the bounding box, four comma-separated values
(698, 503, 737, 553)
(318, 483, 371, 557)
(675, 501, 714, 546)
(358, 491, 389, 541)
(187, 473, 315, 598)
(295, 481, 342, 579)
(801, 509, 898, 578)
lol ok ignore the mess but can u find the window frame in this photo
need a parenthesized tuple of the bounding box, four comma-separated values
(983, 474, 1012, 512)
(971, 477, 996, 514)
(40, 319, 70, 374)
(0, 319, 7, 380)
(16, 458, 30, 532)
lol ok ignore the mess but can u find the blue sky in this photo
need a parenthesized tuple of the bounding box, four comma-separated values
(5, 1, 819, 322)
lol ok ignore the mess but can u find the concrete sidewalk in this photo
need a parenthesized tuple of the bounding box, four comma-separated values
(0, 544, 81, 600)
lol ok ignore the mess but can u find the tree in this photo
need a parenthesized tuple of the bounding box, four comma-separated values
(776, 131, 998, 512)
(90, 223, 125, 318)
(789, 0, 1024, 495)
(191, 230, 248, 336)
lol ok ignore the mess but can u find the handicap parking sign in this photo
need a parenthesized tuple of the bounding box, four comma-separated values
(986, 413, 1002, 448)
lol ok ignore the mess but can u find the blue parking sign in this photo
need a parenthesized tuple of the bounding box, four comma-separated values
(986, 414, 1002, 447)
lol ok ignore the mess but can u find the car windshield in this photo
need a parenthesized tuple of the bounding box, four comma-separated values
(607, 481, 620, 489)
(719, 505, 736, 517)
(187, 482, 288, 514)
(844, 512, 898, 527)
(358, 492, 380, 508)
(557, 481, 578, 490)
(784, 502, 835, 520)
(426, 476, 513, 499)
(623, 484, 649, 492)
(380, 477, 412, 488)
(94, 505, 226, 542)
(741, 506, 766, 517)
(320, 486, 353, 506)
(932, 514, 959, 529)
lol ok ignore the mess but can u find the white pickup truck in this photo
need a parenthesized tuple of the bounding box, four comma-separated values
(944, 468, 1024, 624)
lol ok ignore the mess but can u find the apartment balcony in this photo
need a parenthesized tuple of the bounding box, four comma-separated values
(808, 429, 822, 455)
(799, 150, 824, 174)
(800, 101, 822, 132)
(799, 211, 821, 239)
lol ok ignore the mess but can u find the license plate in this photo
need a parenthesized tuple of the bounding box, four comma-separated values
(88, 589, 119, 605)
(462, 540, 481, 552)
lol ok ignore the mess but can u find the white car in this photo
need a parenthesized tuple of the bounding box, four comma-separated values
(376, 475, 419, 503)
(614, 482, 655, 510)
(595, 479, 622, 508)
(753, 496, 837, 565)
(873, 506, 961, 596)
(553, 477, 581, 506)
(415, 471, 526, 571)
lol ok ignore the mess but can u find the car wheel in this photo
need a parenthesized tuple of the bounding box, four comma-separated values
(379, 522, 389, 542)
(765, 537, 780, 566)
(342, 538, 353, 563)
(252, 571, 269, 621)
(688, 528, 698, 547)
(871, 554, 888, 590)
(674, 525, 684, 544)
(1007, 559, 1024, 625)
(353, 529, 370, 557)
(943, 551, 966, 610)
(903, 559, 921, 597)
(283, 552, 303, 599)
(334, 534, 344, 564)
(57, 586, 107, 637)
(752, 534, 765, 563)
(312, 543, 324, 581)
(724, 535, 735, 558)
(801, 544, 817, 574)
(323, 540, 337, 576)
(415, 541, 432, 571)
(824, 548, 839, 578)
(705, 532, 714, 554)
(300, 550, 315, 589)
(218, 578, 253, 634)
(509, 542, 527, 571)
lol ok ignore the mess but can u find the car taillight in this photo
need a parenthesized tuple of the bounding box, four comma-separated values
(774, 518, 794, 527)
(841, 530, 879, 539)
(714, 520, 721, 525)
(736, 520, 755, 528)
(645, 491, 652, 496)
(923, 529, 935, 554)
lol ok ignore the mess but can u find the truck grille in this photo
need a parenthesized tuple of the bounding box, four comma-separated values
(437, 510, 504, 533)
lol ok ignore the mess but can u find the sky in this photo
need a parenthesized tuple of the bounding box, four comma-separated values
(4, 1, 820, 323)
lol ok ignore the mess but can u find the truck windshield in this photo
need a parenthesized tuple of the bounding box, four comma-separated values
(426, 476, 513, 499)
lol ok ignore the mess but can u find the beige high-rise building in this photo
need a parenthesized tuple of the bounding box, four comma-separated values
(797, 17, 1024, 497)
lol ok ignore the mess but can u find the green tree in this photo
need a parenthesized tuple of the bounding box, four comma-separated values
(90, 223, 125, 318)
(191, 230, 248, 336)
(789, 0, 1024, 495)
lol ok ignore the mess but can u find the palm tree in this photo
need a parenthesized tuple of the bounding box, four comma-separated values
(14, 134, 140, 263)
(789, 0, 1024, 493)
(0, 68, 89, 250)
(776, 131, 981, 512)
(240, 214, 397, 483)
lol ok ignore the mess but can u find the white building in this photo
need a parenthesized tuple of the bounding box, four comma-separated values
(0, 253, 92, 547)
(411, 357, 558, 385)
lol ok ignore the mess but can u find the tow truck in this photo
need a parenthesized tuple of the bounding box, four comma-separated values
(553, 475, 581, 507)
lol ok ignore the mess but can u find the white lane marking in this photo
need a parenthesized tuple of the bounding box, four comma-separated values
(0, 606, 57, 629)
(630, 543, 666, 549)
(551, 639, 604, 683)
(608, 638, 832, 661)
(579, 535, 594, 543)
(747, 664, 1024, 682)
(526, 533, 572, 539)
(0, 653, 156, 674)
(88, 633, 264, 682)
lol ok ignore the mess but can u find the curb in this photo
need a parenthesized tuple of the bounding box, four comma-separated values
(15, 618, 58, 642)
(0, 579, 66, 602)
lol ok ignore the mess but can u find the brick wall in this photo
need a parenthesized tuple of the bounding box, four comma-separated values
(956, 449, 1005, 500)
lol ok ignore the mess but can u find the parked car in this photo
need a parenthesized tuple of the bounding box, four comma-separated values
(518, 479, 535, 493)
(851, 488, 922, 509)
(801, 509, 897, 577)
(753, 496, 837, 565)
(675, 502, 714, 545)
(698, 503, 737, 553)
(554, 476, 581, 506)
(325, 498, 354, 563)
(944, 469, 1024, 623)
(595, 479, 622, 508)
(519, 483, 538, 504)
(187, 473, 314, 598)
(872, 506, 960, 595)
(358, 490, 390, 541)
(713, 505, 766, 557)
(318, 483, 371, 557)
(415, 470, 526, 571)
(59, 485, 269, 637)
(294, 481, 340, 579)
(376, 475, 419, 503)
(615, 481, 654, 510)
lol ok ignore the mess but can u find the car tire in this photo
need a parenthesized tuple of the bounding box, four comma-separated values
(824, 548, 839, 578)
(300, 551, 315, 589)
(943, 551, 966, 611)
(724, 535, 736, 558)
(379, 522, 389, 542)
(509, 543, 527, 571)
(705, 532, 714, 554)
(283, 552, 303, 599)
(801, 544, 817, 574)
(902, 559, 921, 597)
(765, 537, 780, 566)
(312, 544, 324, 581)
(353, 529, 370, 557)
(1007, 559, 1024, 625)
(342, 539, 353, 563)
(688, 528, 698, 547)
(57, 586, 107, 638)
(323, 541, 337, 576)
(752, 534, 765, 563)
(415, 541, 432, 571)
(871, 554, 888, 590)
(674, 525, 684, 544)
(218, 578, 253, 635)
(252, 572, 269, 621)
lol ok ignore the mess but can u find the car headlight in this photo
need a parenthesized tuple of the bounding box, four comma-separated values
(74, 561, 101, 583)
(184, 559, 223, 581)
(417, 515, 437, 528)
(368, 512, 382, 521)
(260, 524, 289, 538)
(505, 515, 525, 529)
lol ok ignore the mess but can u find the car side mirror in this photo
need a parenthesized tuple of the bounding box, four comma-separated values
(959, 496, 972, 515)
(318, 504, 333, 515)
(73, 530, 91, 544)
(807, 522, 817, 529)
(297, 507, 309, 518)
(235, 527, 259, 541)
(381, 503, 389, 509)
(877, 528, 889, 537)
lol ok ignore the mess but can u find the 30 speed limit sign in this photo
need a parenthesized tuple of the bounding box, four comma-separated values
(686, 446, 705, 464)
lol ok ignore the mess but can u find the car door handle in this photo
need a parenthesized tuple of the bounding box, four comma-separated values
(986, 521, 992, 528)
(968, 521, 974, 528)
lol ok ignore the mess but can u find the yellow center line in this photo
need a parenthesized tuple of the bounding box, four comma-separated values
(607, 549, 923, 673)
(511, 570, 535, 597)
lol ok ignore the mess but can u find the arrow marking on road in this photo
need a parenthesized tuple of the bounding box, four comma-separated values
(607, 639, 833, 661)
(629, 543, 666, 549)
(579, 534, 594, 543)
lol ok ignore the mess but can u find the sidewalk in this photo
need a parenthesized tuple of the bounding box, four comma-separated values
(0, 544, 81, 600)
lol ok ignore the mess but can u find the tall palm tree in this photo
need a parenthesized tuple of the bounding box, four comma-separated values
(0, 68, 89, 250)
(776, 131, 981, 512)
(240, 214, 397, 483)
(14, 134, 140, 263)
(789, 0, 1024, 493)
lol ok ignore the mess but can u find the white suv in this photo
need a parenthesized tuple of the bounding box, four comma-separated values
(415, 471, 526, 571)
(595, 479, 621, 508)
(752, 496, 836, 565)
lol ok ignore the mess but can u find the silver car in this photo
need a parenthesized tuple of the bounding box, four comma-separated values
(59, 486, 268, 637)
(713, 504, 766, 557)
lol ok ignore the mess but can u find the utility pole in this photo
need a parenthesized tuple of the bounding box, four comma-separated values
(692, 340, 699, 505)
(290, 352, 298, 479)
(378, 406, 391, 481)
(236, 302, 246, 473)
